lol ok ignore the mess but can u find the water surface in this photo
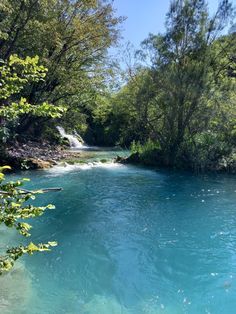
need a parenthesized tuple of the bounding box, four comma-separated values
(1, 153, 236, 314)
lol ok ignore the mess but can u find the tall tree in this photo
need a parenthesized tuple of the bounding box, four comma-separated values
(0, 0, 122, 136)
(137, 0, 234, 165)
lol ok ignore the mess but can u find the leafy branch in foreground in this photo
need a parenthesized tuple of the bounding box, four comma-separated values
(0, 166, 57, 274)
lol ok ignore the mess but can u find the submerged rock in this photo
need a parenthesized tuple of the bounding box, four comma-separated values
(82, 295, 129, 314)
(115, 152, 140, 164)
(0, 262, 33, 314)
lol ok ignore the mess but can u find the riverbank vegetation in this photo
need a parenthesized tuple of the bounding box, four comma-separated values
(0, 0, 123, 274)
(96, 0, 236, 172)
(0, 0, 122, 166)
(0, 0, 235, 172)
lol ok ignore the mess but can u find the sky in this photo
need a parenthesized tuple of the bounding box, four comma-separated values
(111, 0, 235, 51)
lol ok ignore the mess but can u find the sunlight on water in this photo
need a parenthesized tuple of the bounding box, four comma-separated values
(3, 155, 236, 314)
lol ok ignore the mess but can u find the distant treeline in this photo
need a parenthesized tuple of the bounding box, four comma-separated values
(93, 0, 236, 171)
(0, 0, 236, 171)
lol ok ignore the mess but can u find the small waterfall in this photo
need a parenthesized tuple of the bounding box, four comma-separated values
(57, 126, 86, 148)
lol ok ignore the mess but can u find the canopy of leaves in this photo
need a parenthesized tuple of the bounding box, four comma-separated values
(0, 54, 66, 147)
(0, 0, 123, 140)
(97, 0, 236, 170)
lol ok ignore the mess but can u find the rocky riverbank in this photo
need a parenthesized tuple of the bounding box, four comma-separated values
(4, 141, 81, 170)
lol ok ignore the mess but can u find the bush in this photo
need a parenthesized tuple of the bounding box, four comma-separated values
(185, 131, 232, 171)
(130, 140, 162, 165)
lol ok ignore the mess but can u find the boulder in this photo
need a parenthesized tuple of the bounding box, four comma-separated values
(25, 158, 53, 169)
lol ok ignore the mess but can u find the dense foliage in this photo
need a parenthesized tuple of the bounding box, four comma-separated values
(0, 0, 235, 171)
(0, 54, 65, 157)
(0, 0, 122, 141)
(0, 0, 122, 274)
(94, 0, 236, 171)
(0, 51, 63, 275)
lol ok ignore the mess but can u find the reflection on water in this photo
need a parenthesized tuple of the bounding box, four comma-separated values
(2, 153, 236, 313)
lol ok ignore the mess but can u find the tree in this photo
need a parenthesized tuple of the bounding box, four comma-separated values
(0, 0, 123, 138)
(0, 54, 66, 274)
(140, 0, 234, 165)
(0, 54, 65, 155)
(109, 0, 235, 169)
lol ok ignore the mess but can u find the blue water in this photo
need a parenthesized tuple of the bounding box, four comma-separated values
(1, 157, 236, 314)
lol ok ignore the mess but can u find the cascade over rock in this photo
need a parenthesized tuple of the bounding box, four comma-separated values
(56, 126, 86, 149)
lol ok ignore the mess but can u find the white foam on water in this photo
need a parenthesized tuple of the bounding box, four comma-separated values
(46, 161, 124, 176)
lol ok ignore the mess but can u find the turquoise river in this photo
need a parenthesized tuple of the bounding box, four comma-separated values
(1, 150, 236, 314)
